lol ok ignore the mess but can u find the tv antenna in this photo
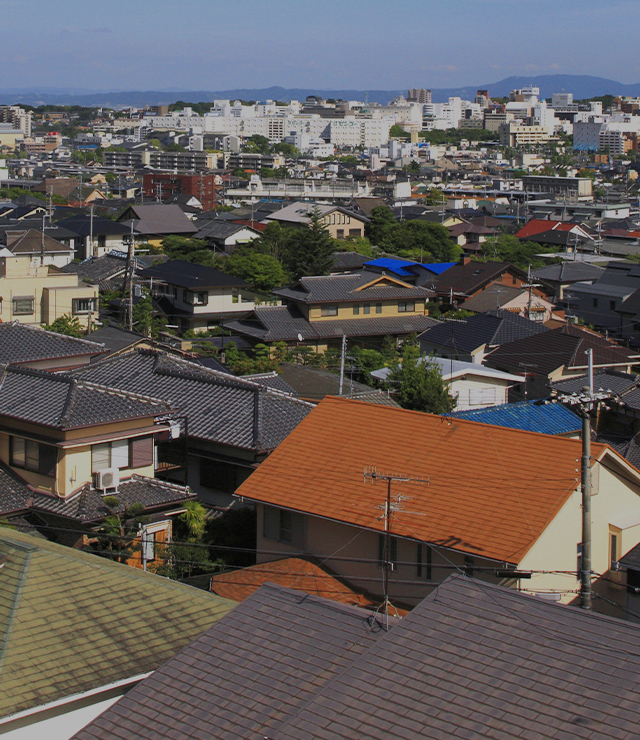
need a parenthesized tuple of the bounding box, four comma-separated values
(363, 466, 427, 629)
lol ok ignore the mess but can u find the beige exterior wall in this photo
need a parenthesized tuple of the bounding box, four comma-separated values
(520, 456, 640, 611)
(318, 212, 366, 239)
(0, 417, 159, 498)
(449, 375, 513, 410)
(256, 504, 503, 607)
(308, 299, 425, 322)
(161, 284, 255, 321)
(0, 255, 98, 327)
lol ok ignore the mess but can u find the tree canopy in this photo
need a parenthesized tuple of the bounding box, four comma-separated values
(281, 209, 337, 279)
(479, 234, 555, 269)
(387, 346, 453, 414)
(215, 247, 288, 293)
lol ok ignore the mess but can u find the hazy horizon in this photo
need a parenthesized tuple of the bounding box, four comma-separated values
(5, 0, 640, 92)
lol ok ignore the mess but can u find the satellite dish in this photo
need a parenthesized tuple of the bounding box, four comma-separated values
(297, 333, 303, 342)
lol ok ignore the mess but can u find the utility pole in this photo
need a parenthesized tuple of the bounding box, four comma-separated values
(522, 266, 543, 320)
(90, 201, 95, 258)
(554, 349, 612, 610)
(121, 221, 136, 331)
(338, 334, 347, 395)
(363, 466, 426, 629)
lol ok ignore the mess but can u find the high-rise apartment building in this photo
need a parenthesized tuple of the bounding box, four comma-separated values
(407, 88, 432, 104)
(0, 106, 32, 137)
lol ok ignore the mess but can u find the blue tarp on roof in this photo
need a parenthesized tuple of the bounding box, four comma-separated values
(365, 258, 416, 276)
(451, 401, 581, 435)
(365, 258, 456, 277)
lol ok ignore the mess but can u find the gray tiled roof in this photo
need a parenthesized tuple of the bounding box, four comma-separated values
(274, 271, 433, 304)
(70, 350, 313, 450)
(227, 305, 439, 343)
(138, 259, 249, 289)
(552, 369, 638, 396)
(0, 366, 172, 429)
(72, 583, 392, 740)
(241, 370, 297, 396)
(119, 204, 198, 235)
(533, 261, 605, 282)
(60, 254, 129, 282)
(74, 575, 640, 740)
(27, 475, 194, 522)
(419, 310, 547, 354)
(487, 323, 638, 377)
(271, 575, 640, 740)
(0, 322, 106, 365)
(194, 220, 257, 240)
(0, 462, 33, 515)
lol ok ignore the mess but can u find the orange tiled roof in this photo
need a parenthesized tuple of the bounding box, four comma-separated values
(236, 397, 611, 564)
(209, 557, 376, 608)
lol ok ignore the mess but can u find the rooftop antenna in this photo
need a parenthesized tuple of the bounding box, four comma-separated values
(522, 265, 543, 320)
(363, 466, 427, 629)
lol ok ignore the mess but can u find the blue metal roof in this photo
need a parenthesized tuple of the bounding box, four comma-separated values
(364, 259, 456, 277)
(451, 401, 581, 435)
(365, 258, 416, 276)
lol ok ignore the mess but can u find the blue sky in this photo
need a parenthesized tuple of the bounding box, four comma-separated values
(6, 0, 640, 91)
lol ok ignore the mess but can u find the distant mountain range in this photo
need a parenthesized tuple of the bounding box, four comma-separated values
(1, 75, 639, 108)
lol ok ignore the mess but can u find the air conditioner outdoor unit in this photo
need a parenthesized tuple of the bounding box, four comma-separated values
(94, 467, 120, 492)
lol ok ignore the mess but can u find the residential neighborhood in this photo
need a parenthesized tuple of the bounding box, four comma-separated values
(7, 8, 640, 733)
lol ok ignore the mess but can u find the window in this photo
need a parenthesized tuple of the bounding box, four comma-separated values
(321, 305, 338, 317)
(610, 300, 616, 311)
(416, 543, 433, 580)
(610, 532, 619, 569)
(376, 303, 382, 314)
(10, 437, 56, 477)
(377, 534, 398, 569)
(72, 298, 97, 314)
(336, 229, 344, 239)
(200, 458, 250, 493)
(263, 505, 306, 548)
(0, 297, 3, 315)
(363, 303, 371, 315)
(194, 292, 208, 306)
(353, 305, 360, 315)
(398, 301, 415, 313)
(349, 229, 360, 237)
(593, 298, 598, 308)
(142, 529, 158, 562)
(13, 297, 34, 315)
(91, 436, 153, 473)
(577, 543, 583, 579)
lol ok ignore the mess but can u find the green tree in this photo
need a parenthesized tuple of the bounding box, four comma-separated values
(43, 314, 85, 338)
(244, 135, 270, 154)
(250, 221, 291, 261)
(379, 220, 460, 262)
(387, 346, 453, 414)
(216, 248, 288, 293)
(282, 208, 337, 279)
(366, 205, 397, 244)
(91, 497, 148, 563)
(132, 288, 165, 338)
(577, 168, 596, 180)
(161, 235, 215, 266)
(389, 124, 409, 137)
(271, 142, 300, 157)
(479, 234, 553, 269)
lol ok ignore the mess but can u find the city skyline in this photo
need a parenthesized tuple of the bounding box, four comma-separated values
(5, 0, 640, 91)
